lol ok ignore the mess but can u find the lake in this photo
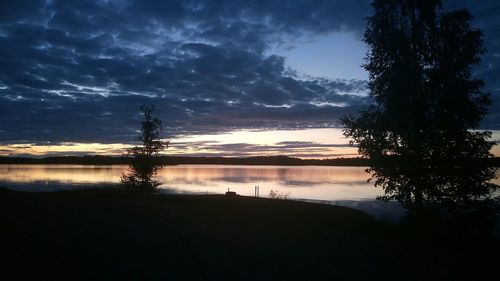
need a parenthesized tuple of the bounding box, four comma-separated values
(0, 164, 379, 197)
(4, 164, 497, 219)
(0, 164, 406, 218)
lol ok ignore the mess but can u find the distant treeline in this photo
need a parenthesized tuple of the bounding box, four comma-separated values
(1, 155, 500, 167)
(0, 155, 373, 166)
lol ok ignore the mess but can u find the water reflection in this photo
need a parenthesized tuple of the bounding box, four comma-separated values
(1, 164, 498, 219)
(158, 165, 382, 201)
(0, 165, 121, 185)
(0, 164, 379, 199)
(2, 164, 499, 197)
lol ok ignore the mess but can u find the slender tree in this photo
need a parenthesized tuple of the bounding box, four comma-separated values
(342, 0, 497, 209)
(121, 105, 169, 192)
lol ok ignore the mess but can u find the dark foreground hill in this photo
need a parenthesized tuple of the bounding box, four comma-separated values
(1, 188, 498, 280)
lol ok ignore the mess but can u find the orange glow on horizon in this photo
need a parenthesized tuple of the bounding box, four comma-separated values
(1, 128, 499, 158)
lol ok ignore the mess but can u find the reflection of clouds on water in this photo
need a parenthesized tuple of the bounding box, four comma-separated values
(280, 180, 369, 187)
(0, 164, 378, 200)
(157, 165, 372, 186)
(164, 177, 371, 186)
(0, 164, 124, 184)
(157, 166, 382, 203)
(0, 164, 409, 218)
(2, 164, 495, 220)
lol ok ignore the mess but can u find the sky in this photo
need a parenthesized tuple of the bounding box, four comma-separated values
(0, 0, 499, 158)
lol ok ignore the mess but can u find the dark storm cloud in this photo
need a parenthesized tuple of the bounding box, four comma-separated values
(0, 0, 498, 144)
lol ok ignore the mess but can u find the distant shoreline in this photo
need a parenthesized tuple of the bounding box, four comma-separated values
(2, 155, 500, 167)
(0, 155, 371, 166)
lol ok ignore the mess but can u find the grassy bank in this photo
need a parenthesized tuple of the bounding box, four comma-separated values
(1, 188, 498, 280)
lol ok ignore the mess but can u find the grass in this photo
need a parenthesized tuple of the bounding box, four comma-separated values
(1, 188, 498, 280)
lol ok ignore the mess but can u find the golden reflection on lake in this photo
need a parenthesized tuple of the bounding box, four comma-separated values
(0, 164, 379, 201)
(1, 164, 498, 202)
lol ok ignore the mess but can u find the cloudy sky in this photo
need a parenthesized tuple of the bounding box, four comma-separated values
(0, 0, 499, 158)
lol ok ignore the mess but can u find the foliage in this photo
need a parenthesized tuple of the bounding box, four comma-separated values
(342, 0, 497, 209)
(269, 189, 290, 200)
(121, 105, 169, 192)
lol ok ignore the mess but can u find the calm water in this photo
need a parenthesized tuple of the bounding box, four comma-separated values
(0, 164, 402, 218)
(0, 164, 380, 198)
(3, 164, 497, 219)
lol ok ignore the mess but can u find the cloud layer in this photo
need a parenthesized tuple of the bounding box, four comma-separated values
(0, 0, 498, 145)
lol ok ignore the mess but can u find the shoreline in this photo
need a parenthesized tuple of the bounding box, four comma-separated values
(2, 155, 500, 167)
(0, 155, 372, 166)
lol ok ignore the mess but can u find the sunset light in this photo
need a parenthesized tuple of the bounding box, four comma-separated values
(1, 0, 499, 279)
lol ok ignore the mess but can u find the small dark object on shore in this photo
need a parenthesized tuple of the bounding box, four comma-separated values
(226, 188, 238, 196)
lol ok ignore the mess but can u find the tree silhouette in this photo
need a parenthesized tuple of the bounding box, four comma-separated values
(121, 105, 169, 192)
(342, 0, 497, 210)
